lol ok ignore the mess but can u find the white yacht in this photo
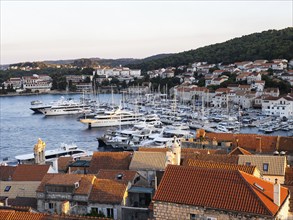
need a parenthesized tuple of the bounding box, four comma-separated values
(39, 97, 91, 116)
(15, 143, 91, 164)
(80, 108, 144, 128)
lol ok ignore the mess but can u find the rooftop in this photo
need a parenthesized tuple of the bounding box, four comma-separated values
(153, 165, 289, 217)
(88, 152, 132, 174)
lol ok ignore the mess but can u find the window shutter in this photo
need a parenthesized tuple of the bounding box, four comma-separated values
(45, 202, 48, 210)
(113, 208, 118, 219)
(102, 208, 107, 216)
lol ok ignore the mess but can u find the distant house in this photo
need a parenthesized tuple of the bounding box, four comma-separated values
(246, 72, 261, 84)
(152, 165, 290, 219)
(263, 87, 280, 97)
(236, 72, 250, 82)
(262, 96, 293, 118)
(234, 61, 253, 70)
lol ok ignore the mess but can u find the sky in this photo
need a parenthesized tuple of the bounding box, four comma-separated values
(1, 0, 292, 65)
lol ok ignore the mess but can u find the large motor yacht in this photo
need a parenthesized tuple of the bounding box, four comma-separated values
(80, 108, 144, 128)
(15, 143, 91, 164)
(38, 97, 91, 116)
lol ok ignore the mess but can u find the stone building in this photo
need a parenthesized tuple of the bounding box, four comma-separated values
(152, 165, 290, 220)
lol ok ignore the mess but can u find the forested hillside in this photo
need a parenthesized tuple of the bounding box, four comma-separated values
(128, 28, 293, 71)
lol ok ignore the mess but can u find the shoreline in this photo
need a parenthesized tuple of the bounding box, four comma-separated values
(0, 90, 84, 97)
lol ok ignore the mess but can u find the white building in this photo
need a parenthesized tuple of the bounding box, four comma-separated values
(262, 96, 293, 118)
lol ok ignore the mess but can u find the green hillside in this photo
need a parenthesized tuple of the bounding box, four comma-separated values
(128, 28, 293, 71)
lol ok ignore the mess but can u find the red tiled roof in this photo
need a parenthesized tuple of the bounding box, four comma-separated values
(285, 167, 293, 185)
(138, 147, 222, 155)
(0, 166, 16, 181)
(182, 154, 239, 165)
(96, 169, 137, 184)
(11, 164, 50, 181)
(89, 178, 127, 204)
(205, 133, 279, 153)
(37, 174, 95, 195)
(153, 165, 289, 217)
(58, 157, 74, 172)
(88, 152, 132, 174)
(186, 159, 257, 175)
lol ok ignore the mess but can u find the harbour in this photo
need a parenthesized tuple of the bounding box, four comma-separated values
(1, 92, 293, 163)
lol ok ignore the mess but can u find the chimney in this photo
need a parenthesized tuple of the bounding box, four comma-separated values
(4, 197, 8, 206)
(274, 179, 281, 206)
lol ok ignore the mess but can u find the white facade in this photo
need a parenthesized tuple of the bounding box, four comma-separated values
(262, 97, 293, 118)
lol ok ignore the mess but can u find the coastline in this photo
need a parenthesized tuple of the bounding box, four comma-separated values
(0, 90, 84, 97)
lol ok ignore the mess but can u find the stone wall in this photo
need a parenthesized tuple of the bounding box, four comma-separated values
(153, 201, 274, 220)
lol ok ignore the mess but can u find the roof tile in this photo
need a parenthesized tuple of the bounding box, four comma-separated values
(0, 166, 16, 181)
(12, 164, 50, 181)
(88, 152, 132, 174)
(186, 159, 257, 175)
(153, 165, 289, 217)
(129, 152, 166, 171)
(89, 179, 127, 204)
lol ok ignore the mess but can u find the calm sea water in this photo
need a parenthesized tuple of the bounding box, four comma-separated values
(0, 93, 121, 161)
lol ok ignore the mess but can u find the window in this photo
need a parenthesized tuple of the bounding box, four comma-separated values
(49, 202, 54, 209)
(91, 208, 98, 214)
(4, 186, 11, 192)
(263, 163, 269, 171)
(207, 217, 217, 220)
(245, 162, 251, 166)
(190, 214, 200, 220)
(107, 208, 113, 218)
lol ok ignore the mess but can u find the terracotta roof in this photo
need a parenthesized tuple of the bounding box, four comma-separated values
(129, 152, 166, 171)
(58, 156, 74, 172)
(0, 210, 108, 219)
(153, 165, 289, 217)
(182, 154, 239, 166)
(88, 152, 132, 174)
(89, 178, 127, 204)
(205, 133, 279, 153)
(11, 164, 50, 181)
(215, 88, 231, 93)
(96, 169, 137, 184)
(0, 166, 16, 181)
(8, 197, 37, 210)
(37, 174, 95, 195)
(229, 146, 252, 155)
(238, 155, 287, 176)
(285, 167, 293, 185)
(138, 147, 223, 155)
(186, 159, 257, 175)
(278, 137, 293, 153)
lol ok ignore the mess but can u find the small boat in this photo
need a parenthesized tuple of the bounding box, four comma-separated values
(31, 100, 43, 105)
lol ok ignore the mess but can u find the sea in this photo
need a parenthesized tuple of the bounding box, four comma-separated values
(0, 93, 121, 162)
(0, 93, 292, 162)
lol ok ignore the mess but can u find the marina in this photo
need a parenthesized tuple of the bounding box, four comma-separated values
(1, 92, 293, 163)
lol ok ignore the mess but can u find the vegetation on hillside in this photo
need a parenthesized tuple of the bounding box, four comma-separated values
(128, 28, 293, 71)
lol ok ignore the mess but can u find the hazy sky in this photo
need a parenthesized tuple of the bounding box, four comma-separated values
(1, 1, 292, 64)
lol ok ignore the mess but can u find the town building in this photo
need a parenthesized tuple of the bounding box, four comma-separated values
(152, 165, 290, 220)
